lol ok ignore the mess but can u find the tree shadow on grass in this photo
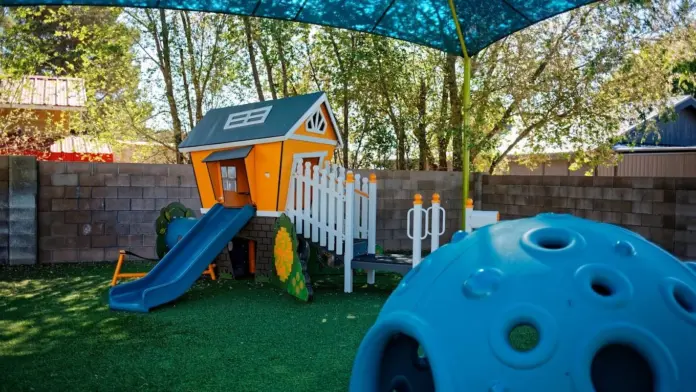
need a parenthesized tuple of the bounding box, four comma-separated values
(0, 264, 178, 391)
(0, 264, 394, 392)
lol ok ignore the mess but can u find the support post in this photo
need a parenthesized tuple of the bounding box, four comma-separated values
(344, 172, 355, 293)
(408, 194, 424, 267)
(367, 174, 377, 255)
(430, 193, 441, 252)
(462, 55, 471, 230)
(447, 0, 472, 231)
(465, 198, 473, 233)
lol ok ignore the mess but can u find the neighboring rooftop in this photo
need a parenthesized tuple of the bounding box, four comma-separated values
(0, 75, 86, 110)
(615, 95, 696, 152)
(178, 91, 340, 152)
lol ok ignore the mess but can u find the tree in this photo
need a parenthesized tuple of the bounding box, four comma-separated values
(465, 0, 694, 174)
(127, 10, 242, 163)
(0, 6, 144, 150)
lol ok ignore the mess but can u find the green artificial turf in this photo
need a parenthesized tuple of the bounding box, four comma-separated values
(0, 264, 401, 392)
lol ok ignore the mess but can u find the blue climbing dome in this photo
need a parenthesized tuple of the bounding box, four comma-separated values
(350, 213, 696, 392)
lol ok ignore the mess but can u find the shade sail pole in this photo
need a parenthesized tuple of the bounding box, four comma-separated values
(447, 0, 471, 230)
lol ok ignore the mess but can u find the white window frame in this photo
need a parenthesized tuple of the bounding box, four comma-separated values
(292, 151, 328, 169)
(221, 165, 237, 192)
(305, 109, 327, 134)
(223, 106, 272, 130)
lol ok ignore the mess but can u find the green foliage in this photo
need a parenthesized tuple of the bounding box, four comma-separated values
(0, 6, 149, 153)
(2, 2, 695, 170)
(155, 202, 195, 259)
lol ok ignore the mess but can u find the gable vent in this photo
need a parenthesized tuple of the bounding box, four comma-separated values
(223, 106, 272, 130)
(306, 109, 327, 134)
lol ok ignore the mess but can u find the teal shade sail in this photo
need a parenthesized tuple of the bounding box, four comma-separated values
(0, 0, 600, 55)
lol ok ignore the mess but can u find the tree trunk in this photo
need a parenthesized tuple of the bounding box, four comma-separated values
(258, 39, 277, 100)
(179, 47, 194, 132)
(180, 12, 202, 123)
(272, 28, 290, 97)
(416, 77, 429, 170)
(341, 83, 349, 168)
(446, 55, 462, 171)
(243, 17, 264, 102)
(149, 9, 184, 164)
(437, 74, 450, 171)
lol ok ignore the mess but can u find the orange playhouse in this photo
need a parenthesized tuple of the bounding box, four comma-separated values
(179, 91, 342, 215)
(175, 92, 346, 282)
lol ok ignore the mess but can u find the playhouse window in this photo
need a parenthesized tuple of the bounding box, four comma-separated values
(221, 166, 237, 192)
(306, 109, 327, 134)
(223, 106, 272, 130)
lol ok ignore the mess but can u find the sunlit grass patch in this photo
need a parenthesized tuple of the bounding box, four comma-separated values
(0, 264, 398, 392)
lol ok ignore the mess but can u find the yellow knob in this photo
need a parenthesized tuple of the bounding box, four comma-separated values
(346, 172, 354, 183)
(466, 198, 473, 208)
(369, 173, 377, 183)
(432, 193, 440, 203)
(414, 194, 423, 205)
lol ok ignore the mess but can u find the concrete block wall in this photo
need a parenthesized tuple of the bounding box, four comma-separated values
(38, 161, 202, 263)
(0, 156, 38, 265)
(480, 175, 696, 259)
(356, 169, 471, 252)
(10, 156, 38, 265)
(239, 217, 276, 277)
(0, 157, 8, 264)
(0, 156, 689, 264)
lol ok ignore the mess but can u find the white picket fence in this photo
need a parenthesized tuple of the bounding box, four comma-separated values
(285, 159, 377, 292)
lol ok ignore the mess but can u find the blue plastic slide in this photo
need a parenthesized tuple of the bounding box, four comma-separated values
(109, 203, 255, 312)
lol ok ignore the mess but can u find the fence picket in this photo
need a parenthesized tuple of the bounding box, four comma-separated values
(335, 166, 345, 255)
(319, 166, 328, 247)
(294, 161, 304, 234)
(303, 162, 312, 236)
(353, 173, 361, 238)
(327, 164, 336, 252)
(311, 165, 320, 242)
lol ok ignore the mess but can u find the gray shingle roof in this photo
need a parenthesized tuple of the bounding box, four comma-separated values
(179, 92, 327, 151)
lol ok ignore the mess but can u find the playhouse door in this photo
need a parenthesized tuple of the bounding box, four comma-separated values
(301, 157, 320, 208)
(221, 161, 252, 207)
(302, 157, 320, 171)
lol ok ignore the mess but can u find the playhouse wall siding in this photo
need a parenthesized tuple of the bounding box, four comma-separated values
(189, 142, 283, 213)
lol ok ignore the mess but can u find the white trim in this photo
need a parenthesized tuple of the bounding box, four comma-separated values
(613, 145, 696, 152)
(321, 96, 344, 147)
(288, 134, 338, 146)
(223, 106, 272, 129)
(200, 207, 210, 214)
(292, 151, 328, 169)
(179, 136, 285, 153)
(256, 210, 282, 217)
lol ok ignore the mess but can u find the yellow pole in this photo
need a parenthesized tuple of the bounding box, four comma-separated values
(462, 56, 471, 228)
(447, 0, 471, 230)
